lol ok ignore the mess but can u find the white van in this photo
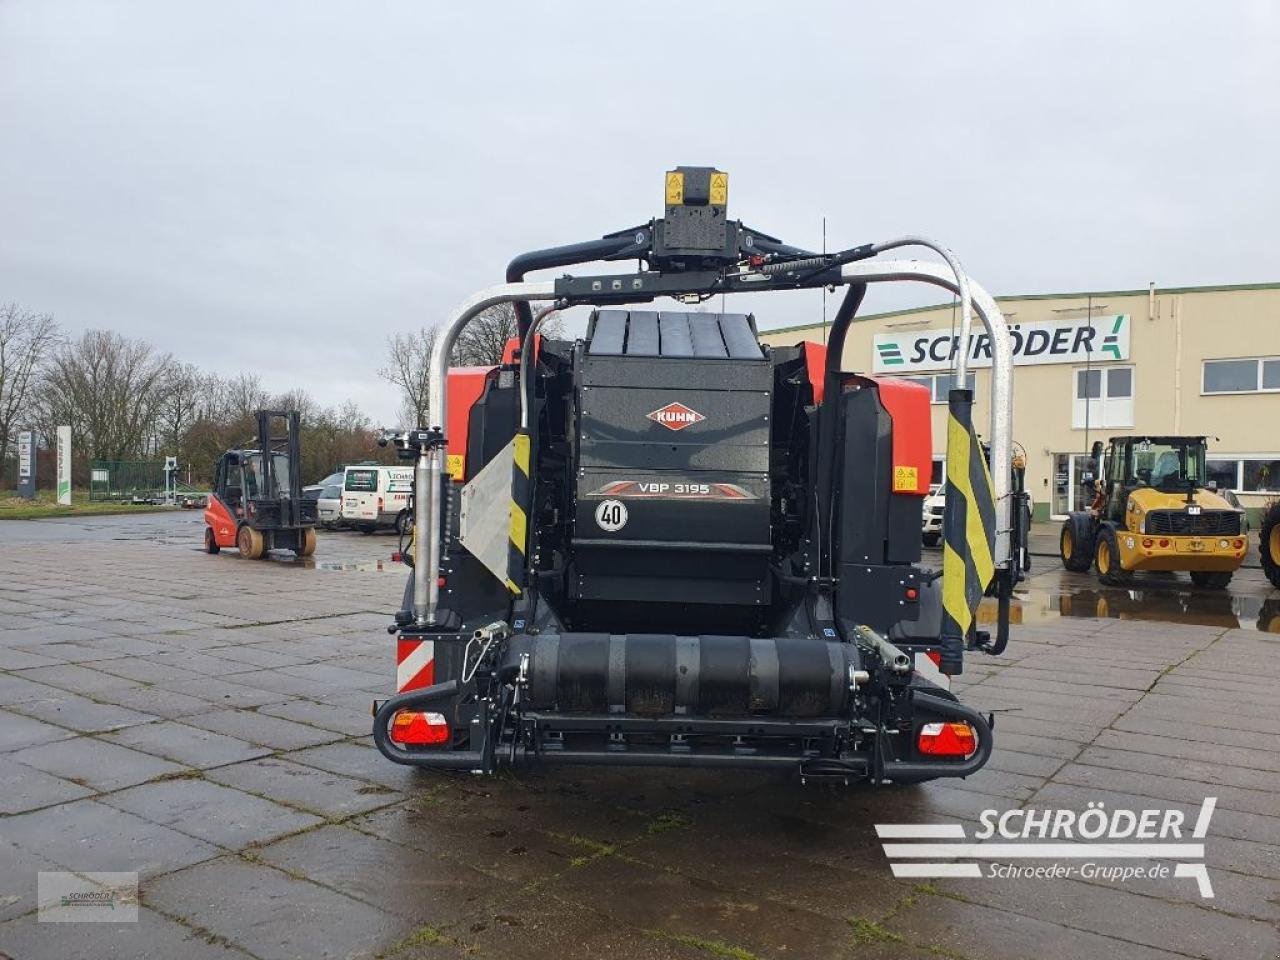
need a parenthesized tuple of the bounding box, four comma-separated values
(342, 465, 414, 533)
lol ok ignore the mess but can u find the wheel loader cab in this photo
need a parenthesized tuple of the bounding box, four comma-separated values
(1060, 435, 1247, 588)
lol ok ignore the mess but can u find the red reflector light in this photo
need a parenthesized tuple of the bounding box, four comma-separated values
(436, 576, 446, 587)
(925, 650, 942, 667)
(390, 711, 449, 746)
(1159, 539, 1170, 548)
(917, 721, 976, 758)
(1234, 539, 1245, 550)
(1142, 538, 1153, 548)
(905, 587, 919, 600)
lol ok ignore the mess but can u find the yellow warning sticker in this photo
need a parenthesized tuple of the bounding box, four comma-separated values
(446, 454, 464, 480)
(709, 171, 728, 206)
(665, 170, 684, 205)
(893, 465, 918, 492)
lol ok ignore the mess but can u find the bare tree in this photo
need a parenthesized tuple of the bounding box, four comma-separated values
(0, 303, 60, 462)
(453, 303, 562, 366)
(378, 306, 564, 429)
(379, 326, 437, 428)
(38, 330, 175, 461)
(154, 362, 204, 455)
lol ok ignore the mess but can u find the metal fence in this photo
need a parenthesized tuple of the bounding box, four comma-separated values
(88, 460, 168, 502)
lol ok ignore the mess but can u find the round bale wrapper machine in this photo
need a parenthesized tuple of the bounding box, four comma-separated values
(373, 168, 1025, 783)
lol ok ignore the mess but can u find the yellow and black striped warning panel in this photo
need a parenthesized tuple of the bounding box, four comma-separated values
(505, 431, 531, 595)
(939, 388, 996, 673)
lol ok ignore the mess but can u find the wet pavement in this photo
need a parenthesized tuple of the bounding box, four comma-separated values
(1, 515, 1278, 959)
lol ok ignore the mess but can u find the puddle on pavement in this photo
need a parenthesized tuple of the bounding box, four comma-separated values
(309, 557, 402, 572)
(187, 546, 402, 572)
(986, 588, 1280, 633)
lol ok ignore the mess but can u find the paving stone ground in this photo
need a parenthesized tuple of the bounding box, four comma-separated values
(1, 512, 1278, 960)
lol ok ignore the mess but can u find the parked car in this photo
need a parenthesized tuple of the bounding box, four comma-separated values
(1219, 488, 1251, 534)
(923, 485, 1034, 548)
(922, 484, 944, 547)
(341, 464, 414, 533)
(312, 470, 345, 489)
(302, 483, 344, 528)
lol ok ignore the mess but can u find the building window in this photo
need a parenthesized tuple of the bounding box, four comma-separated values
(1202, 457, 1280, 492)
(899, 372, 976, 404)
(1206, 459, 1240, 490)
(1202, 357, 1280, 394)
(1072, 365, 1133, 428)
(1242, 458, 1280, 492)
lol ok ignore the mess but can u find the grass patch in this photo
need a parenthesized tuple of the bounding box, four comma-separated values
(0, 490, 180, 520)
(912, 881, 969, 903)
(384, 923, 453, 955)
(645, 810, 691, 835)
(848, 917, 903, 945)
(926, 945, 975, 960)
(667, 933, 760, 960)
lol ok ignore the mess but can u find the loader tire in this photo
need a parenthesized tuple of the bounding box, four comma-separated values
(298, 527, 317, 558)
(922, 533, 940, 548)
(204, 526, 220, 554)
(1261, 502, 1280, 589)
(1190, 570, 1232, 590)
(1060, 522, 1092, 572)
(1094, 527, 1132, 586)
(237, 525, 265, 560)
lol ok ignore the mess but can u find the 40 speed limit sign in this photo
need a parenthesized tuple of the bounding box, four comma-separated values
(594, 499, 628, 532)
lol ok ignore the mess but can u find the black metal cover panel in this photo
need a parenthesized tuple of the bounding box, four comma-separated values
(587, 310, 763, 360)
(571, 338, 772, 606)
(578, 385, 770, 472)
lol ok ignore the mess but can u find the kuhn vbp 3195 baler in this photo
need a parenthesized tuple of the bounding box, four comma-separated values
(372, 167, 1024, 784)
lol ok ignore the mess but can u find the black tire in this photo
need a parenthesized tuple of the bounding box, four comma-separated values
(1094, 526, 1132, 586)
(1060, 522, 1092, 572)
(922, 533, 940, 548)
(361, 523, 376, 535)
(1261, 502, 1280, 589)
(204, 526, 220, 554)
(1190, 570, 1233, 590)
(395, 509, 412, 537)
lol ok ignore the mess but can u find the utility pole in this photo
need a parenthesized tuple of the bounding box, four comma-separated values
(1082, 294, 1094, 510)
(821, 216, 828, 344)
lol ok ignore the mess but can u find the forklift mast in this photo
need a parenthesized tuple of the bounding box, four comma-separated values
(255, 409, 304, 526)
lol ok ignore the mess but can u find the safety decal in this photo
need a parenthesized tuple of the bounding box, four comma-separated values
(646, 401, 705, 432)
(396, 638, 435, 693)
(594, 499, 628, 532)
(587, 480, 757, 500)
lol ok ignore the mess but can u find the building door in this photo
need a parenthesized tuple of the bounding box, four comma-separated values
(1051, 453, 1092, 518)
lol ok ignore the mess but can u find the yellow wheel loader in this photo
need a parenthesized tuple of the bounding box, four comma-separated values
(1262, 500, 1280, 589)
(1059, 436, 1247, 589)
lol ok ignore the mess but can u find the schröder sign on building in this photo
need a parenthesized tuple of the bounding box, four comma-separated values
(872, 315, 1130, 374)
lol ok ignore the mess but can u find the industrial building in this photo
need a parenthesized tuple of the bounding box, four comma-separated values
(759, 282, 1280, 522)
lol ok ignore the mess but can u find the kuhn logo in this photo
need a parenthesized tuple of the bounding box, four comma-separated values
(647, 402, 705, 431)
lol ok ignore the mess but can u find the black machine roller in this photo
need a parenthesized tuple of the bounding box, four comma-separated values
(372, 167, 1018, 783)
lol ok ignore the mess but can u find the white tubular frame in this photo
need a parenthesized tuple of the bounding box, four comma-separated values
(415, 280, 556, 624)
(839, 259, 1013, 567)
(411, 259, 1013, 624)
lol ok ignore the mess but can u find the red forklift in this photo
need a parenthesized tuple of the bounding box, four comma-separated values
(203, 410, 318, 558)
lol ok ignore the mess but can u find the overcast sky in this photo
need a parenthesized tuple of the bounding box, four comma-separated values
(3, 1, 1278, 426)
